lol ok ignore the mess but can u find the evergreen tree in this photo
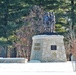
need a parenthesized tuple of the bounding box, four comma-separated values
(0, 0, 30, 57)
(0, 0, 30, 45)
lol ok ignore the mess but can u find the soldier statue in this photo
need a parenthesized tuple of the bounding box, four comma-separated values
(43, 12, 56, 32)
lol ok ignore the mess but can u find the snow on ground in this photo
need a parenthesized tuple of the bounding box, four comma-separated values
(0, 61, 76, 75)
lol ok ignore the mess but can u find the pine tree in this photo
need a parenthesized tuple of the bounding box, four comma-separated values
(0, 0, 30, 57)
(0, 0, 30, 44)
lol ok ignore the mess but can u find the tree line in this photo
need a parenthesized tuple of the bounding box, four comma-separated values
(0, 0, 76, 60)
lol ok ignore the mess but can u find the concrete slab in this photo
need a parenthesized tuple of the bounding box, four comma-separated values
(0, 58, 25, 63)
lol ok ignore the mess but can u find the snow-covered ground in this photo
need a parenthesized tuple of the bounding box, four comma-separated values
(0, 61, 76, 75)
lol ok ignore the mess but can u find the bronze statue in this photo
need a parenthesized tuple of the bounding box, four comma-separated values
(43, 12, 56, 32)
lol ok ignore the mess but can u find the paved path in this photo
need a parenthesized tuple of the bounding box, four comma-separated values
(0, 61, 76, 75)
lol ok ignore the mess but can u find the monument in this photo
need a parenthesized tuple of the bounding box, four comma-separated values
(30, 11, 67, 62)
(30, 33, 67, 62)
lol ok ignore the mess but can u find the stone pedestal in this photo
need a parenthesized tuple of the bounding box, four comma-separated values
(30, 34, 67, 62)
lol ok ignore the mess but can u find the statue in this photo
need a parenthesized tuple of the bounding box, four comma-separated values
(43, 12, 49, 25)
(43, 12, 56, 32)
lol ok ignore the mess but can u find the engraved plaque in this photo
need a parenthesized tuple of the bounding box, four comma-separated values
(34, 43, 40, 50)
(34, 43, 40, 46)
(34, 47, 40, 50)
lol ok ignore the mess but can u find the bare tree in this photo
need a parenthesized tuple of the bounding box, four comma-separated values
(64, 18, 76, 60)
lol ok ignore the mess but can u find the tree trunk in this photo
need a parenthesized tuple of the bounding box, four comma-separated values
(71, 0, 75, 30)
(4, 0, 9, 57)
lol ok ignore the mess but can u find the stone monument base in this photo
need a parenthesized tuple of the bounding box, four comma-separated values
(30, 34, 67, 62)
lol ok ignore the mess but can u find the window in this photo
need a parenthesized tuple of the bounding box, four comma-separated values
(51, 45, 57, 50)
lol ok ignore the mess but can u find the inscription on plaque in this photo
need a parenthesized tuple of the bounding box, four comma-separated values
(34, 43, 40, 50)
